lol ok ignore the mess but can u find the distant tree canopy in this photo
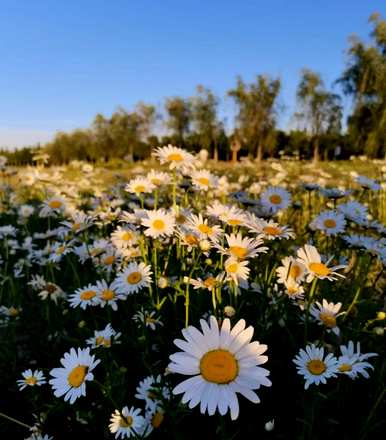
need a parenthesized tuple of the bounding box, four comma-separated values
(2, 13, 385, 165)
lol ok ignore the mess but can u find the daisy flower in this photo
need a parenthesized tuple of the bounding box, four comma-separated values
(132, 310, 163, 330)
(141, 209, 175, 238)
(49, 347, 100, 404)
(17, 369, 46, 390)
(310, 210, 346, 236)
(169, 316, 271, 420)
(260, 186, 291, 213)
(39, 195, 67, 217)
(189, 273, 225, 292)
(296, 244, 346, 282)
(125, 177, 155, 195)
(338, 201, 368, 225)
(186, 213, 222, 241)
(355, 175, 381, 191)
(276, 256, 306, 285)
(112, 262, 153, 295)
(60, 211, 94, 234)
(111, 226, 138, 249)
(282, 278, 305, 299)
(95, 280, 124, 310)
(153, 144, 196, 170)
(337, 341, 378, 379)
(216, 233, 268, 260)
(142, 401, 165, 436)
(135, 375, 170, 407)
(310, 299, 343, 336)
(224, 258, 250, 285)
(248, 218, 295, 240)
(86, 324, 121, 348)
(293, 344, 339, 389)
(68, 284, 99, 309)
(146, 170, 171, 187)
(191, 169, 218, 191)
(109, 406, 145, 439)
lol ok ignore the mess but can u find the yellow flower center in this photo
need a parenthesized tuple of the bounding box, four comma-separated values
(151, 412, 164, 428)
(101, 289, 115, 301)
(25, 376, 38, 385)
(119, 415, 133, 428)
(200, 349, 238, 384)
(56, 245, 65, 255)
(72, 223, 81, 231)
(49, 200, 62, 209)
(229, 246, 247, 259)
(307, 359, 326, 375)
(145, 316, 157, 325)
(9, 307, 19, 317)
(153, 219, 165, 230)
(309, 262, 330, 277)
(103, 255, 116, 265)
(167, 153, 183, 162)
(203, 277, 216, 288)
(127, 271, 142, 284)
(288, 264, 301, 279)
(269, 194, 282, 205)
(185, 234, 198, 245)
(263, 226, 281, 236)
(323, 219, 337, 228)
(45, 283, 57, 294)
(338, 363, 352, 372)
(151, 178, 162, 185)
(198, 224, 212, 235)
(287, 286, 299, 296)
(80, 290, 96, 300)
(176, 214, 186, 224)
(319, 312, 337, 328)
(226, 262, 239, 273)
(68, 365, 87, 387)
(121, 232, 133, 241)
(134, 185, 146, 193)
(228, 218, 242, 226)
(96, 336, 111, 347)
(198, 177, 209, 186)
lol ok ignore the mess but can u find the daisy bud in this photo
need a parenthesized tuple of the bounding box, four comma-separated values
(376, 311, 386, 321)
(78, 320, 86, 328)
(183, 276, 189, 284)
(224, 305, 236, 317)
(205, 258, 212, 266)
(373, 326, 384, 336)
(265, 419, 275, 432)
(157, 276, 168, 289)
(199, 239, 211, 252)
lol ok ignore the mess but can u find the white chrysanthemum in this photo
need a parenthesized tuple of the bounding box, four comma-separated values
(224, 258, 250, 285)
(293, 344, 338, 389)
(191, 169, 218, 191)
(337, 341, 377, 379)
(112, 262, 153, 295)
(95, 280, 125, 311)
(68, 284, 99, 309)
(17, 369, 46, 390)
(310, 299, 343, 335)
(216, 233, 268, 260)
(260, 186, 291, 212)
(153, 145, 196, 170)
(86, 324, 121, 348)
(310, 210, 346, 235)
(49, 347, 100, 404)
(169, 316, 271, 420)
(109, 406, 145, 439)
(276, 256, 306, 285)
(186, 213, 222, 241)
(296, 244, 346, 282)
(125, 177, 155, 195)
(141, 209, 175, 238)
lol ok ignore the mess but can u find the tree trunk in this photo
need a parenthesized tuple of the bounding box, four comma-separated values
(213, 144, 218, 162)
(313, 138, 320, 163)
(256, 141, 264, 162)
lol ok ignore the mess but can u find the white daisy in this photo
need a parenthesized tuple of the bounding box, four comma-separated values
(132, 310, 163, 330)
(125, 177, 155, 195)
(338, 341, 377, 379)
(276, 256, 306, 285)
(310, 210, 346, 235)
(338, 201, 368, 225)
(17, 369, 46, 390)
(111, 226, 138, 249)
(248, 218, 295, 240)
(355, 175, 381, 191)
(49, 347, 100, 404)
(191, 169, 218, 191)
(293, 344, 339, 389)
(109, 406, 145, 439)
(310, 299, 343, 336)
(296, 244, 346, 282)
(141, 209, 175, 238)
(68, 284, 99, 309)
(216, 233, 268, 260)
(224, 258, 250, 285)
(260, 186, 291, 212)
(153, 144, 196, 170)
(146, 170, 171, 187)
(135, 374, 170, 407)
(112, 262, 153, 295)
(186, 213, 222, 241)
(95, 280, 125, 311)
(86, 324, 121, 348)
(169, 316, 271, 420)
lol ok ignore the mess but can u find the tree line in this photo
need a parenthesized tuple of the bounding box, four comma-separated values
(2, 13, 386, 165)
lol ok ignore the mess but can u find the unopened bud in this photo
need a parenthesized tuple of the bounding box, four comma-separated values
(157, 276, 168, 289)
(224, 306, 236, 318)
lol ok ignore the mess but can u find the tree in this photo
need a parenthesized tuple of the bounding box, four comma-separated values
(296, 69, 342, 162)
(165, 97, 191, 146)
(228, 75, 281, 161)
(190, 85, 223, 160)
(339, 13, 386, 158)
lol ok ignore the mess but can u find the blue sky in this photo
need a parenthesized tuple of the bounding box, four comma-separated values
(1, 0, 385, 148)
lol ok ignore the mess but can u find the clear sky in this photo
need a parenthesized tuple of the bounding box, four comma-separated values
(1, 0, 385, 148)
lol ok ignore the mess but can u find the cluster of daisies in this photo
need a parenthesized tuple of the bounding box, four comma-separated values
(0, 145, 384, 438)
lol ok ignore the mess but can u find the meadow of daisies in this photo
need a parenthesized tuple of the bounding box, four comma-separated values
(0, 148, 385, 439)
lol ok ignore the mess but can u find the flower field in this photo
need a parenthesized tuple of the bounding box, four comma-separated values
(0, 149, 385, 439)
